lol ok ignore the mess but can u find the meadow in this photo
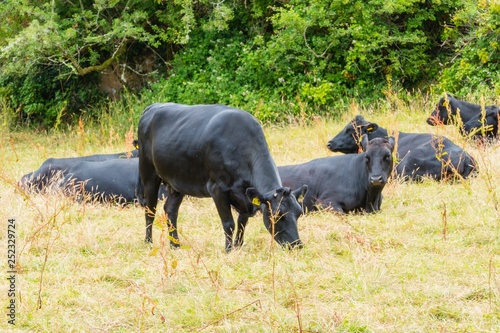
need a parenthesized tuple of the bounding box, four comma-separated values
(1, 98, 500, 332)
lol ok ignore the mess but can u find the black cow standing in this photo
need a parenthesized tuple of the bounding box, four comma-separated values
(279, 136, 395, 213)
(327, 115, 477, 181)
(427, 94, 499, 139)
(136, 103, 308, 251)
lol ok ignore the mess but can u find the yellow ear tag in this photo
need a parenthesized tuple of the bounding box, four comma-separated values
(297, 194, 304, 203)
(367, 127, 374, 132)
(252, 197, 261, 206)
(443, 101, 449, 107)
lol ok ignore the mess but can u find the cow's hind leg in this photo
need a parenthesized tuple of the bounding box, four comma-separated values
(163, 190, 184, 248)
(140, 164, 161, 243)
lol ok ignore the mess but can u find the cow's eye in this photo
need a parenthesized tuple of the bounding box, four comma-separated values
(365, 156, 370, 164)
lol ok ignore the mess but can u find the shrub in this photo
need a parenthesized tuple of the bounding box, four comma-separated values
(439, 1, 500, 96)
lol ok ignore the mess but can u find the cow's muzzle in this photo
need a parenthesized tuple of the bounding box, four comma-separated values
(280, 239, 303, 250)
(370, 175, 386, 186)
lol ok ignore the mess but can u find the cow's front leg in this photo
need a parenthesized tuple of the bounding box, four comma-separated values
(164, 190, 185, 248)
(211, 189, 236, 251)
(234, 214, 250, 248)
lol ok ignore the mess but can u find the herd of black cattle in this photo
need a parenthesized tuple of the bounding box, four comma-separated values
(18, 95, 499, 250)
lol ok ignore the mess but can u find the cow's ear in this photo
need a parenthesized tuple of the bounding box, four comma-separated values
(387, 136, 396, 152)
(292, 185, 308, 203)
(354, 115, 365, 122)
(246, 187, 264, 206)
(360, 134, 369, 151)
(442, 93, 452, 107)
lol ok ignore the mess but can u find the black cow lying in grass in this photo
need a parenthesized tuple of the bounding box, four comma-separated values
(19, 150, 138, 192)
(427, 94, 499, 140)
(136, 103, 307, 251)
(62, 158, 143, 205)
(327, 115, 477, 181)
(19, 150, 167, 205)
(279, 135, 395, 213)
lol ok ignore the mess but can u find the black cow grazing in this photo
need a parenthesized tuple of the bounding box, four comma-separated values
(427, 94, 499, 138)
(19, 150, 138, 192)
(327, 115, 477, 181)
(279, 136, 395, 213)
(463, 106, 499, 140)
(137, 103, 308, 251)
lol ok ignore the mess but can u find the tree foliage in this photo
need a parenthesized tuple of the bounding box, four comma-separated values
(0, 0, 498, 127)
(146, 0, 464, 121)
(0, 0, 233, 125)
(439, 0, 500, 96)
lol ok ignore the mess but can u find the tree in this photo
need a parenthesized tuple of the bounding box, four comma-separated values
(149, 0, 465, 120)
(439, 0, 500, 96)
(1, 0, 492, 127)
(0, 0, 231, 125)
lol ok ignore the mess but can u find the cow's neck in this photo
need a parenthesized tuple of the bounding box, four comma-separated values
(451, 97, 481, 113)
(367, 127, 389, 140)
(251, 155, 283, 193)
(365, 185, 383, 212)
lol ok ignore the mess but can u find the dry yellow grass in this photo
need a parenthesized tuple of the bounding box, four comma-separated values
(1, 100, 500, 332)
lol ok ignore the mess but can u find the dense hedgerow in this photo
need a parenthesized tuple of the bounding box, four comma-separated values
(0, 0, 499, 127)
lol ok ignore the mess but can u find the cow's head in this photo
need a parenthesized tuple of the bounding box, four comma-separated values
(18, 169, 64, 193)
(361, 135, 395, 187)
(246, 185, 308, 249)
(18, 173, 34, 191)
(427, 93, 454, 125)
(327, 115, 378, 153)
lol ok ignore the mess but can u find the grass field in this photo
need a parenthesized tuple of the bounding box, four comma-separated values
(1, 100, 500, 332)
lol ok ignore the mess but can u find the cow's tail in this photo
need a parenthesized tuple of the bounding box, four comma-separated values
(135, 173, 146, 207)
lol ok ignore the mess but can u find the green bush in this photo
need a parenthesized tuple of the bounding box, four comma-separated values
(439, 1, 500, 96)
(0, 66, 104, 127)
(2, 0, 499, 128)
(141, 0, 464, 122)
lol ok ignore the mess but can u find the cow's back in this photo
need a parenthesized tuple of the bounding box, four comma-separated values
(279, 154, 365, 212)
(449, 96, 483, 121)
(138, 103, 280, 197)
(64, 159, 138, 203)
(396, 132, 476, 179)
